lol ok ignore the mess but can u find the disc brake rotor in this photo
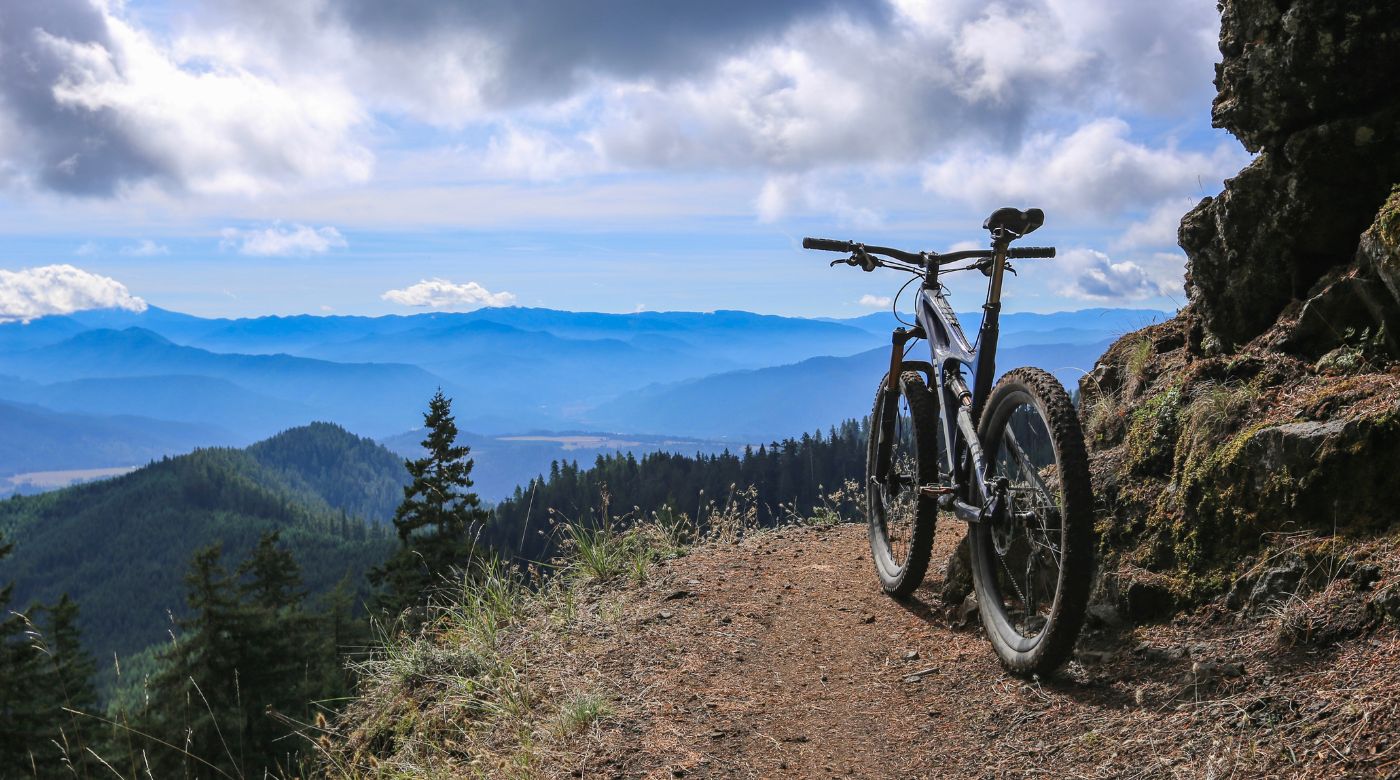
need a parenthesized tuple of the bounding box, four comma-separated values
(990, 492, 1017, 556)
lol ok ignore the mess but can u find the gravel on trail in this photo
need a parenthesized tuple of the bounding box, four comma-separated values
(550, 521, 1400, 779)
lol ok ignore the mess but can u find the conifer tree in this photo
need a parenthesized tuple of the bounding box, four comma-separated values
(141, 537, 351, 776)
(0, 535, 104, 776)
(235, 532, 317, 773)
(143, 545, 244, 777)
(42, 595, 101, 770)
(0, 533, 45, 772)
(371, 389, 488, 614)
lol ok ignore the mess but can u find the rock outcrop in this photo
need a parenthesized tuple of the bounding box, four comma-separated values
(1078, 0, 1400, 620)
(1181, 0, 1400, 351)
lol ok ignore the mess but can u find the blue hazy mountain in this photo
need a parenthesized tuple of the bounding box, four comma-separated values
(0, 315, 90, 351)
(0, 327, 456, 435)
(43, 306, 883, 368)
(0, 398, 234, 478)
(585, 348, 891, 440)
(0, 305, 1163, 490)
(0, 374, 316, 436)
(305, 319, 730, 397)
(189, 312, 429, 355)
(831, 308, 1168, 343)
(586, 338, 1113, 439)
(459, 308, 884, 367)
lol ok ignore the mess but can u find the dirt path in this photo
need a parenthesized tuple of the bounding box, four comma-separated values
(549, 520, 1400, 779)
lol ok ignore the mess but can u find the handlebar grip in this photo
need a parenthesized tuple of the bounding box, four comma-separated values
(803, 237, 853, 252)
(1009, 246, 1056, 259)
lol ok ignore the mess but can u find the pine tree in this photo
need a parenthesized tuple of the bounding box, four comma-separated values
(0, 533, 46, 773)
(235, 532, 316, 774)
(39, 595, 102, 775)
(371, 389, 489, 614)
(142, 545, 245, 777)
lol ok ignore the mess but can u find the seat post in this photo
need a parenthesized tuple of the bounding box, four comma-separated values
(986, 232, 1011, 307)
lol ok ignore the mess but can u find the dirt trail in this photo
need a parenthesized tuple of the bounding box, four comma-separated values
(555, 521, 1398, 779)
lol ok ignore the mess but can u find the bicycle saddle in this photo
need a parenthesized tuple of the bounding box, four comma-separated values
(983, 207, 1044, 236)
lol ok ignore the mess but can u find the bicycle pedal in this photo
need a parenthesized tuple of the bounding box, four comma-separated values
(918, 485, 955, 497)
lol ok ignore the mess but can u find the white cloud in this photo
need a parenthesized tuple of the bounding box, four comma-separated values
(220, 224, 348, 256)
(381, 279, 516, 310)
(858, 294, 893, 308)
(756, 173, 881, 226)
(922, 119, 1243, 216)
(172, 0, 1221, 182)
(74, 241, 99, 256)
(579, 1, 1219, 176)
(1052, 248, 1180, 302)
(0, 264, 146, 322)
(0, 0, 371, 196)
(1114, 199, 1196, 251)
(481, 125, 598, 181)
(120, 239, 169, 256)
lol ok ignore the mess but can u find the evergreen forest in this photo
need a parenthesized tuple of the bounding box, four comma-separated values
(0, 407, 867, 776)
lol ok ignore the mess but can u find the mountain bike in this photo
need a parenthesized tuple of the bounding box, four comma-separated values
(804, 208, 1093, 676)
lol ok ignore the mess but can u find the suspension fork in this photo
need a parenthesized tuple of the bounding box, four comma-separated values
(874, 327, 916, 484)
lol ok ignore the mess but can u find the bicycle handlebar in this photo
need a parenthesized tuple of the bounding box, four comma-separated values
(802, 237, 852, 252)
(804, 237, 1056, 266)
(803, 237, 927, 265)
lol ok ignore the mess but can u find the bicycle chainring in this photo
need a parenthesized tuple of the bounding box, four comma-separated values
(989, 492, 1017, 557)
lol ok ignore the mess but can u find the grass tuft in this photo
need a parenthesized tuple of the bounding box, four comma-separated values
(554, 693, 611, 736)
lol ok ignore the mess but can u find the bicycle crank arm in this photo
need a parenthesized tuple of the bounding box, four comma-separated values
(942, 497, 982, 523)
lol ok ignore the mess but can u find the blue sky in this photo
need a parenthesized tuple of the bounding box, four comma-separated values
(0, 0, 1247, 321)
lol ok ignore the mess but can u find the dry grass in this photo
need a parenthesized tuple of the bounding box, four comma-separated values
(1125, 334, 1155, 396)
(316, 483, 859, 778)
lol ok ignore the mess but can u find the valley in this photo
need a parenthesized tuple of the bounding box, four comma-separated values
(0, 305, 1166, 500)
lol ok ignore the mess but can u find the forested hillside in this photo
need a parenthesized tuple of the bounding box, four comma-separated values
(0, 423, 402, 665)
(489, 420, 868, 563)
(248, 422, 409, 523)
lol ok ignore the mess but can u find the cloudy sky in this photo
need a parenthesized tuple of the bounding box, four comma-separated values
(0, 0, 1247, 321)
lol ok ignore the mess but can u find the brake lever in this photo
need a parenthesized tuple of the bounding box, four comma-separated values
(830, 256, 858, 268)
(853, 246, 878, 272)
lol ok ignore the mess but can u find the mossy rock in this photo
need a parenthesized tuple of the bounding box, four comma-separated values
(1122, 386, 1182, 478)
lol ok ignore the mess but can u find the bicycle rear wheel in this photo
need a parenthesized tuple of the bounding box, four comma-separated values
(866, 370, 940, 597)
(970, 367, 1094, 675)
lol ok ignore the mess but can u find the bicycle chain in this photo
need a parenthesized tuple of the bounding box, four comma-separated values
(997, 543, 1031, 621)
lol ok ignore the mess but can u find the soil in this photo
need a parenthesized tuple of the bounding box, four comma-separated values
(549, 521, 1400, 779)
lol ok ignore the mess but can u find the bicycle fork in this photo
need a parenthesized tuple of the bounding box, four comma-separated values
(874, 326, 918, 489)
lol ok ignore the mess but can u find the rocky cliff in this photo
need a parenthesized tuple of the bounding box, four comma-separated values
(1079, 0, 1400, 628)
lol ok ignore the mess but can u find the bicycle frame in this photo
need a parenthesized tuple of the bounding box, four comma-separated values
(892, 236, 1015, 523)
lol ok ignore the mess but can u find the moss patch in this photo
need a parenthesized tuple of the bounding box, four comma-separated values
(1123, 385, 1182, 478)
(1375, 184, 1400, 252)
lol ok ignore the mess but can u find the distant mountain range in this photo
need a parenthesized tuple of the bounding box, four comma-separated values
(0, 398, 234, 477)
(582, 337, 1113, 439)
(0, 304, 1168, 495)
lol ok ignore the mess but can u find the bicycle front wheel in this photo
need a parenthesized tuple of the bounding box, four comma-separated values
(866, 370, 940, 597)
(970, 367, 1094, 676)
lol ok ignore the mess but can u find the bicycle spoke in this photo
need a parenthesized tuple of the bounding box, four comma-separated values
(988, 401, 1065, 639)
